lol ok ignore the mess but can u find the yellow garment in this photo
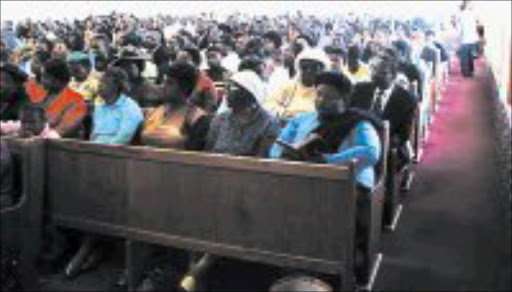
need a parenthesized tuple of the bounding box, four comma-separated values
(263, 79, 317, 119)
(142, 106, 187, 147)
(69, 72, 103, 103)
(344, 65, 371, 84)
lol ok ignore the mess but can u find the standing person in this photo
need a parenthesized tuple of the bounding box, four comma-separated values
(458, 0, 479, 78)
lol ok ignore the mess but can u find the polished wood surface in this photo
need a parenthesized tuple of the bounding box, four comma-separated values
(42, 139, 358, 289)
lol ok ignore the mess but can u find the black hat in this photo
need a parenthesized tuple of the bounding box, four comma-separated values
(315, 71, 353, 99)
(0, 62, 28, 83)
(112, 46, 149, 66)
(42, 58, 71, 84)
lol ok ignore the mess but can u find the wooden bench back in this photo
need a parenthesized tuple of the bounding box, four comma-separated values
(44, 139, 357, 287)
(1, 138, 45, 290)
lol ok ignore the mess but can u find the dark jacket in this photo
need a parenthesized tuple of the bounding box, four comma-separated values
(350, 81, 418, 149)
(0, 90, 28, 121)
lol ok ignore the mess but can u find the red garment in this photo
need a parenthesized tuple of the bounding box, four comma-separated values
(25, 80, 47, 102)
(197, 71, 219, 105)
(29, 85, 87, 137)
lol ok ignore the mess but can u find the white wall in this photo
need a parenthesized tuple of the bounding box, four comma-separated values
(2, 1, 460, 23)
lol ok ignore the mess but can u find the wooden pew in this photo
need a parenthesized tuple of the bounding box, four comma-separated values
(1, 137, 25, 292)
(357, 122, 389, 291)
(1, 137, 45, 292)
(41, 139, 360, 291)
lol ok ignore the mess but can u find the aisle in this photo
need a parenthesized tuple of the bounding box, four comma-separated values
(375, 59, 512, 291)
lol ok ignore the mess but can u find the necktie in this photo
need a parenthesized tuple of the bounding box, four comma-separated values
(374, 89, 384, 116)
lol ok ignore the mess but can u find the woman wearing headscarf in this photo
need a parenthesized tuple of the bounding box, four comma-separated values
(263, 47, 330, 121)
(206, 70, 280, 157)
(269, 71, 383, 284)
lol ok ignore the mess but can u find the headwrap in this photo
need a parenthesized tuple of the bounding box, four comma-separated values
(294, 47, 330, 73)
(230, 70, 266, 104)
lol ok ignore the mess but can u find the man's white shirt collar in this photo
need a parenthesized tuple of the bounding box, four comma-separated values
(374, 83, 395, 112)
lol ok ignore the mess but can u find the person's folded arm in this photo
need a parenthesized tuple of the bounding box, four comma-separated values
(268, 116, 299, 159)
(54, 98, 87, 137)
(205, 114, 222, 151)
(106, 104, 144, 145)
(326, 122, 380, 167)
(262, 85, 288, 116)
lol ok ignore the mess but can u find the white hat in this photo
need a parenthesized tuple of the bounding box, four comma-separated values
(221, 52, 241, 73)
(230, 70, 266, 104)
(163, 24, 181, 41)
(294, 47, 330, 72)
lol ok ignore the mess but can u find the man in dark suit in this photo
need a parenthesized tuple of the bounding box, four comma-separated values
(350, 47, 417, 171)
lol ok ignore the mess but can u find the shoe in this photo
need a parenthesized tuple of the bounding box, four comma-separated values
(136, 267, 163, 292)
(64, 237, 94, 279)
(400, 167, 413, 192)
(354, 249, 370, 285)
(136, 264, 181, 292)
(79, 245, 105, 273)
(111, 269, 128, 291)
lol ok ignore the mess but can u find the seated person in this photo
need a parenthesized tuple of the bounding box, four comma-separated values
(67, 51, 102, 103)
(63, 67, 145, 280)
(113, 48, 164, 108)
(1, 62, 28, 121)
(324, 45, 347, 73)
(351, 47, 417, 172)
(206, 70, 281, 157)
(345, 44, 371, 84)
(263, 47, 330, 120)
(205, 44, 230, 83)
(147, 70, 280, 292)
(24, 49, 51, 102)
(269, 71, 382, 284)
(142, 62, 211, 151)
(30, 58, 87, 138)
(1, 139, 14, 209)
(175, 46, 220, 114)
(269, 71, 382, 190)
(1, 104, 60, 139)
(90, 66, 143, 144)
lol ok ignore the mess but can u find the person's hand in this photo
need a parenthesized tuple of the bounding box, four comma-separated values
(0, 121, 21, 135)
(306, 152, 327, 164)
(281, 146, 305, 161)
(41, 128, 61, 139)
(39, 126, 61, 139)
(294, 133, 322, 150)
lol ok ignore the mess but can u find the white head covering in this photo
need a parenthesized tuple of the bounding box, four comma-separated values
(294, 47, 330, 73)
(163, 24, 181, 41)
(230, 70, 266, 104)
(221, 52, 241, 73)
